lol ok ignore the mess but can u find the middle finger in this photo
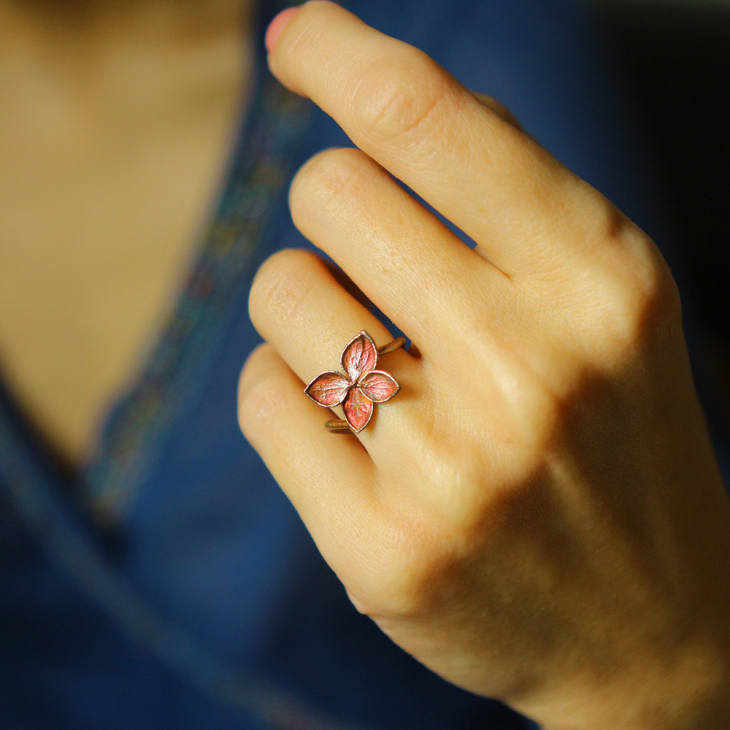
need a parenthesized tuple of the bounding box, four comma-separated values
(289, 146, 507, 357)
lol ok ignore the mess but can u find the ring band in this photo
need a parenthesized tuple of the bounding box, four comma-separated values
(374, 336, 406, 357)
(303, 331, 405, 434)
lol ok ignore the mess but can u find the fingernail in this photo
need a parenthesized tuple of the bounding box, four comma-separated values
(265, 7, 299, 53)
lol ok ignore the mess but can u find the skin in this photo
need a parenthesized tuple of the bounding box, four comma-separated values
(238, 2, 730, 728)
(0, 0, 726, 724)
(0, 0, 254, 468)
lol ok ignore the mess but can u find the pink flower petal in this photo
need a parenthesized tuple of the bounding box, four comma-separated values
(341, 331, 377, 383)
(358, 370, 400, 403)
(304, 371, 352, 407)
(343, 387, 374, 433)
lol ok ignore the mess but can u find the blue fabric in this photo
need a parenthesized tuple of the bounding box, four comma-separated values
(0, 1, 683, 728)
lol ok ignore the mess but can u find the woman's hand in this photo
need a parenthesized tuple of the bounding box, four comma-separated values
(237, 2, 730, 727)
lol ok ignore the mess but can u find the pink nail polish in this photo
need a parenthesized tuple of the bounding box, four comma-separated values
(265, 7, 299, 53)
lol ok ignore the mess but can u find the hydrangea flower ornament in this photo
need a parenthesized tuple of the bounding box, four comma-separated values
(304, 330, 401, 433)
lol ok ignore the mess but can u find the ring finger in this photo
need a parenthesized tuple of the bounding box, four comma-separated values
(248, 245, 424, 467)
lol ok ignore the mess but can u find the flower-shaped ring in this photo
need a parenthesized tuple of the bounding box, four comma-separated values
(304, 330, 404, 434)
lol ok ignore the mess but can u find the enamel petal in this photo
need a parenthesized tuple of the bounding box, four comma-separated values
(358, 370, 400, 403)
(343, 387, 374, 433)
(304, 371, 352, 407)
(341, 331, 378, 383)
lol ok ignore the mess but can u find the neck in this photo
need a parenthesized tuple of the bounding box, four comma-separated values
(0, 0, 256, 40)
(0, 0, 258, 258)
(0, 0, 258, 98)
(0, 2, 261, 468)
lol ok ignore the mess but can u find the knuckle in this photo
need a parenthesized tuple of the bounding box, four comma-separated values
(353, 53, 455, 146)
(562, 199, 683, 356)
(354, 547, 453, 620)
(344, 499, 453, 619)
(599, 242, 681, 353)
(289, 147, 374, 227)
(623, 265, 680, 342)
(350, 484, 490, 620)
(507, 376, 570, 454)
(595, 197, 637, 245)
(238, 376, 283, 443)
(248, 248, 323, 332)
(237, 347, 282, 439)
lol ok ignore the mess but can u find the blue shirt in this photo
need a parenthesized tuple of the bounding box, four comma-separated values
(0, 1, 693, 728)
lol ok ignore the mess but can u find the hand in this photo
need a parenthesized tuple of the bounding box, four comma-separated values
(237, 2, 730, 727)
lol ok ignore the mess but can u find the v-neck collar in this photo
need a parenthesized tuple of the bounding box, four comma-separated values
(0, 7, 388, 724)
(0, 0, 312, 527)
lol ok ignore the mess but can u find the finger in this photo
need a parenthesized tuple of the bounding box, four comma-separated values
(289, 147, 510, 356)
(237, 342, 377, 574)
(267, 1, 617, 276)
(248, 247, 424, 463)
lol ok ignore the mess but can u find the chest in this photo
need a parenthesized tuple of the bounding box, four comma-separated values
(0, 108, 242, 474)
(0, 27, 253, 472)
(0, 237, 198, 471)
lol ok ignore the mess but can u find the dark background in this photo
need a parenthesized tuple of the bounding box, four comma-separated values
(594, 1, 730, 442)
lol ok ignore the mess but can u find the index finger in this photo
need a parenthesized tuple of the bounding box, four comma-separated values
(266, 0, 618, 276)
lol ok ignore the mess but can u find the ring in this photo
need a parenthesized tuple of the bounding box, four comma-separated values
(304, 330, 405, 434)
